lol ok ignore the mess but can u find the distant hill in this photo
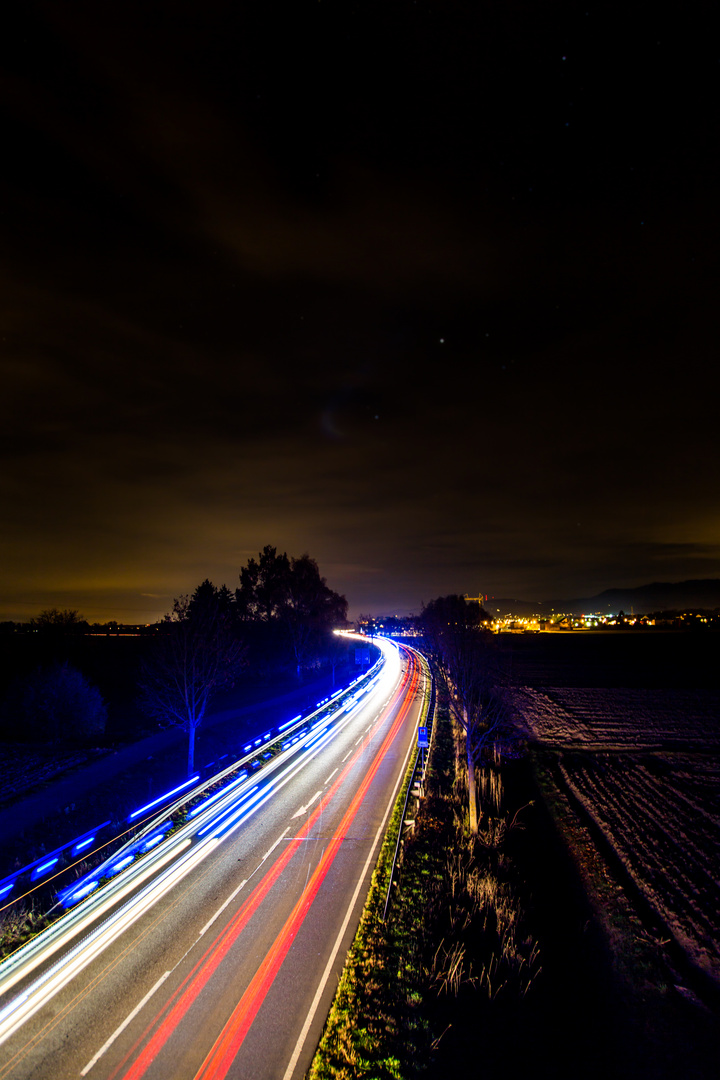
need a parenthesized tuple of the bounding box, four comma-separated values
(486, 579, 720, 617)
(561, 579, 720, 615)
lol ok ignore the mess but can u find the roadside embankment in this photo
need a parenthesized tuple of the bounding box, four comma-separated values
(0, 667, 356, 875)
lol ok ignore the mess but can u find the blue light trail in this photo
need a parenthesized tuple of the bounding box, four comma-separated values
(128, 776, 200, 820)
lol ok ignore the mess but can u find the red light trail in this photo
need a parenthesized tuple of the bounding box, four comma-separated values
(114, 649, 419, 1080)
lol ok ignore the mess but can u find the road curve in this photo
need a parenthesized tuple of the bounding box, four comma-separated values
(0, 638, 426, 1080)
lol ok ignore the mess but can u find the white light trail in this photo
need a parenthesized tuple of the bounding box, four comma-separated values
(0, 838, 217, 1046)
(0, 637, 404, 1049)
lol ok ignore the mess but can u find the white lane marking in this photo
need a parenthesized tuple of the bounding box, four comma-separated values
(280, 705, 419, 1080)
(82, 652, 403, 1075)
(198, 877, 249, 938)
(262, 827, 291, 862)
(80, 969, 170, 1075)
(2, 652, 403, 1048)
(355, 736, 363, 745)
(291, 791, 322, 819)
(341, 750, 353, 763)
(365, 723, 372, 732)
(0, 839, 211, 1047)
(74, 824, 294, 1072)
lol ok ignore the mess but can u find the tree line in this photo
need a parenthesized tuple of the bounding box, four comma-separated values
(1, 548, 350, 772)
(2, 573, 518, 815)
(137, 549, 348, 773)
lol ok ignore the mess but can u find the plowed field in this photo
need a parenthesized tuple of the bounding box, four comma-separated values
(519, 686, 720, 984)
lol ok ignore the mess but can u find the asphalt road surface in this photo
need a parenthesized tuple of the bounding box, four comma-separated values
(0, 638, 426, 1080)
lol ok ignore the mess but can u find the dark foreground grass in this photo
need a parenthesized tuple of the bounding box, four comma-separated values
(308, 692, 539, 1079)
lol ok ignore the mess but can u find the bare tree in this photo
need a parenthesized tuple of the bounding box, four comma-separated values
(421, 595, 512, 834)
(30, 608, 88, 634)
(138, 585, 245, 775)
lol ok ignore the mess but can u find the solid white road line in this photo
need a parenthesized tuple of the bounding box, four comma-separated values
(261, 828, 291, 863)
(198, 877, 249, 939)
(80, 969, 170, 1075)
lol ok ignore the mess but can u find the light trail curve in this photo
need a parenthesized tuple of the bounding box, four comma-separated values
(0, 638, 425, 1080)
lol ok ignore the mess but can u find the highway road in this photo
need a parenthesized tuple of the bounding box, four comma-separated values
(0, 637, 427, 1080)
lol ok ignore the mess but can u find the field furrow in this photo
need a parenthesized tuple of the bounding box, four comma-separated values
(521, 684, 720, 984)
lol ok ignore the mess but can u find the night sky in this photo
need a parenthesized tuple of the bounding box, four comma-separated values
(2, 2, 718, 622)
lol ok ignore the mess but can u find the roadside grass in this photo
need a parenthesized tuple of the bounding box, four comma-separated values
(0, 903, 52, 957)
(308, 687, 539, 1079)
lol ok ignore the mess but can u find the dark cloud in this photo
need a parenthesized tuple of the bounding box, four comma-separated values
(1, 3, 718, 620)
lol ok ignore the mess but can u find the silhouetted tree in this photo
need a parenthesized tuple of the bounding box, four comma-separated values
(236, 548, 347, 678)
(284, 554, 348, 677)
(30, 608, 88, 634)
(236, 546, 291, 622)
(4, 661, 107, 742)
(421, 595, 511, 834)
(356, 613, 378, 637)
(138, 583, 246, 775)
